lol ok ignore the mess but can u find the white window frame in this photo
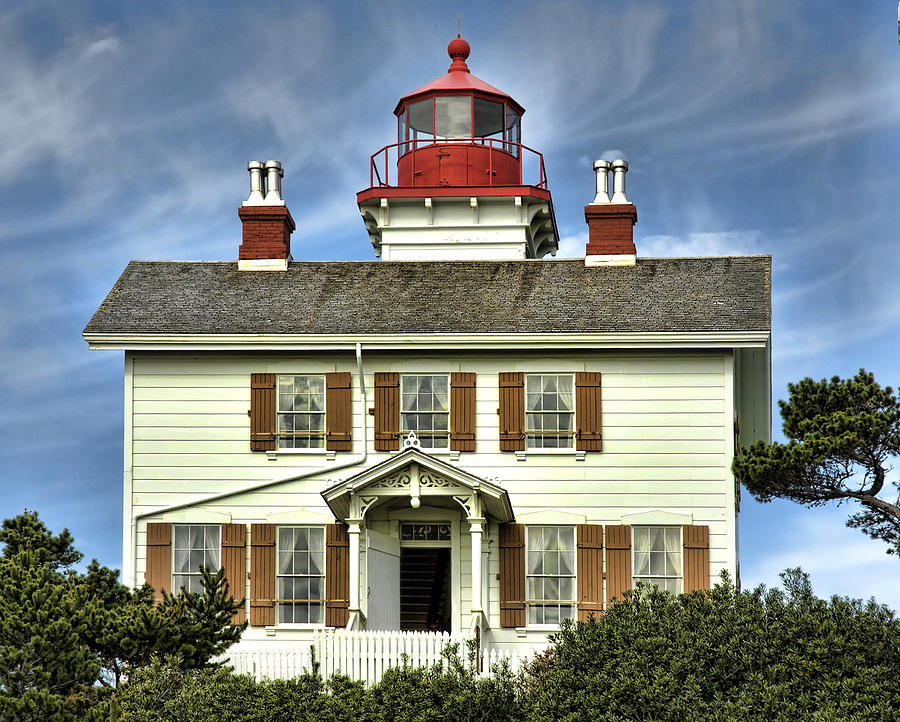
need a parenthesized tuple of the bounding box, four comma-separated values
(172, 524, 220, 595)
(632, 526, 683, 594)
(275, 526, 326, 626)
(525, 525, 576, 627)
(276, 374, 326, 450)
(400, 374, 450, 449)
(525, 374, 575, 450)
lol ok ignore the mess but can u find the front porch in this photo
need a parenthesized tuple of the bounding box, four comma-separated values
(225, 628, 538, 684)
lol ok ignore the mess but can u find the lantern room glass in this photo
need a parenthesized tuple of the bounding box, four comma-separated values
(398, 95, 521, 156)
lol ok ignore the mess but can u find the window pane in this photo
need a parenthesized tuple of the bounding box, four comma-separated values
(473, 97, 504, 138)
(408, 99, 433, 136)
(435, 96, 471, 138)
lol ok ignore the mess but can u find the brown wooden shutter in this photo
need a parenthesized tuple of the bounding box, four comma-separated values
(374, 372, 400, 451)
(499, 523, 526, 628)
(325, 524, 350, 627)
(450, 372, 476, 452)
(325, 372, 352, 451)
(145, 522, 172, 601)
(221, 523, 246, 624)
(683, 525, 710, 592)
(498, 372, 525, 451)
(575, 372, 603, 452)
(249, 524, 276, 626)
(576, 524, 603, 621)
(605, 524, 631, 607)
(250, 373, 276, 451)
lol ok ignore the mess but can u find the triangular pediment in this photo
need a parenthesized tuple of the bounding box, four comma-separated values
(321, 445, 513, 523)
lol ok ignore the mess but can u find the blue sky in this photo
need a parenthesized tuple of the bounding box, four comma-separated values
(2, 1, 899, 608)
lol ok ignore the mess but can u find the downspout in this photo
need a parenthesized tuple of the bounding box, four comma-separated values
(129, 342, 369, 587)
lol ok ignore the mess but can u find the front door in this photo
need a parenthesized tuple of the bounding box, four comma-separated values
(400, 548, 451, 632)
(365, 529, 401, 630)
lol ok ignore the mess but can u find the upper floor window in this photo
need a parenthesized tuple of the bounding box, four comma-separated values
(633, 526, 682, 594)
(173, 524, 220, 594)
(401, 375, 449, 449)
(526, 374, 574, 449)
(277, 526, 325, 625)
(526, 526, 576, 625)
(277, 375, 325, 449)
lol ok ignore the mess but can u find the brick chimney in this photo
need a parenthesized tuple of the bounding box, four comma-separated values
(238, 160, 295, 271)
(584, 159, 637, 267)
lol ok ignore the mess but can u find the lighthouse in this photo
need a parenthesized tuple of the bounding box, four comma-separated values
(357, 36, 558, 261)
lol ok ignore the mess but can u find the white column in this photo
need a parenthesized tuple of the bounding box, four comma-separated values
(347, 519, 362, 612)
(469, 518, 484, 613)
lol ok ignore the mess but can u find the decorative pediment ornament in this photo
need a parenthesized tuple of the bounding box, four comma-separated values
(402, 431, 422, 449)
(371, 472, 410, 489)
(420, 471, 453, 488)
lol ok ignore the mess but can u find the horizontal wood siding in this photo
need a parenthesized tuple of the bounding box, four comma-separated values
(127, 352, 738, 622)
(450, 372, 476, 452)
(250, 524, 276, 626)
(325, 372, 352, 451)
(577, 524, 603, 620)
(325, 524, 350, 627)
(683, 524, 710, 592)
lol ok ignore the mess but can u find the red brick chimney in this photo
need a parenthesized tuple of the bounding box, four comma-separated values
(238, 160, 295, 271)
(584, 159, 637, 266)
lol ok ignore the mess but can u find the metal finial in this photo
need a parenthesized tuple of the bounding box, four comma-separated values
(457, 14, 461, 37)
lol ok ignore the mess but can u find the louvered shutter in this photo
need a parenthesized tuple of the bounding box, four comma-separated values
(249, 524, 276, 626)
(250, 373, 276, 451)
(326, 372, 352, 451)
(325, 524, 350, 627)
(499, 523, 526, 627)
(221, 523, 246, 624)
(575, 372, 602, 451)
(374, 372, 400, 451)
(605, 524, 631, 607)
(577, 524, 603, 620)
(682, 525, 710, 592)
(450, 372, 476, 452)
(498, 372, 525, 451)
(145, 522, 172, 601)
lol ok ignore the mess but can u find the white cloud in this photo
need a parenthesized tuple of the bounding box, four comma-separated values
(83, 35, 121, 58)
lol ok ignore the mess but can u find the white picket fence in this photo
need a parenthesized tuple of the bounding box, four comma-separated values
(222, 629, 537, 685)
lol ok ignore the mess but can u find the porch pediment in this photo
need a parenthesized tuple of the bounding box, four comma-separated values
(321, 442, 513, 523)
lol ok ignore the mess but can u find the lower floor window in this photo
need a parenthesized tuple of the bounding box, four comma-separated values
(277, 526, 325, 624)
(173, 524, 220, 594)
(526, 526, 575, 625)
(633, 526, 682, 593)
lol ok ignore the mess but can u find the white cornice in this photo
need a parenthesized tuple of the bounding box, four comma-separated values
(84, 330, 770, 351)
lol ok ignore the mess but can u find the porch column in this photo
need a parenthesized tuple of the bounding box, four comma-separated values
(469, 518, 485, 614)
(347, 518, 362, 612)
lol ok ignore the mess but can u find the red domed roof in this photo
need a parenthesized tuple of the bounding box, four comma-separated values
(393, 36, 524, 116)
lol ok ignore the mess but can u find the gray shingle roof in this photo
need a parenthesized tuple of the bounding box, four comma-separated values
(83, 257, 771, 335)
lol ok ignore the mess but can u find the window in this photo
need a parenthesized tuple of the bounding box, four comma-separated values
(276, 527, 325, 624)
(633, 527, 682, 594)
(277, 375, 325, 449)
(401, 375, 449, 449)
(526, 526, 575, 625)
(526, 374, 574, 449)
(173, 524, 220, 594)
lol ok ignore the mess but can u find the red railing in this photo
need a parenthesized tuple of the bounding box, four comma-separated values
(368, 138, 548, 190)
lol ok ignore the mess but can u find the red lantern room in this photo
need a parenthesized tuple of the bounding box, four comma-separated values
(393, 36, 525, 187)
(358, 36, 558, 261)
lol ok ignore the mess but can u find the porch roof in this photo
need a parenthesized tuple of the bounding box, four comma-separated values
(321, 445, 514, 523)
